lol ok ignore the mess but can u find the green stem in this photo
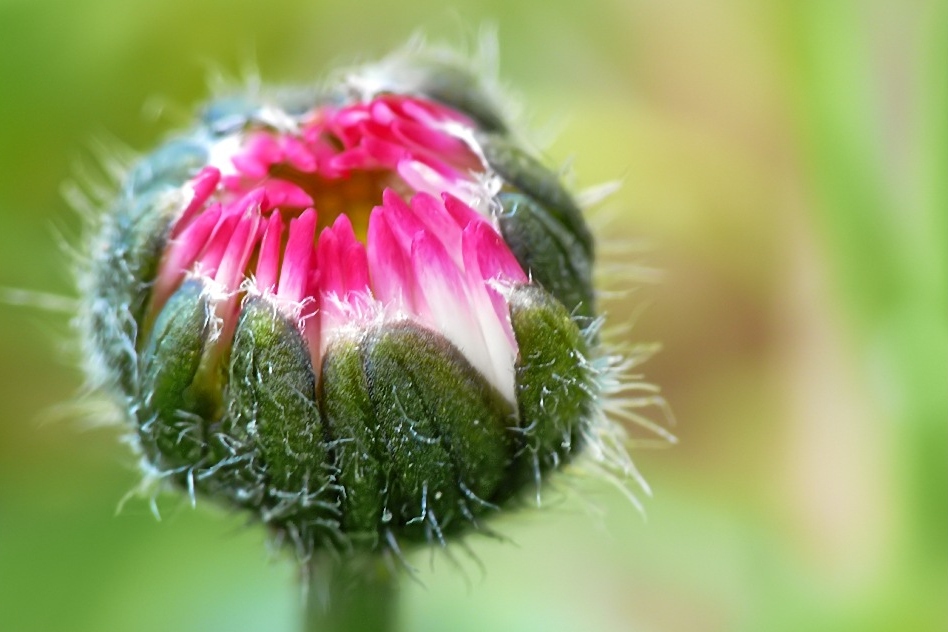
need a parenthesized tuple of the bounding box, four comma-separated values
(305, 554, 399, 632)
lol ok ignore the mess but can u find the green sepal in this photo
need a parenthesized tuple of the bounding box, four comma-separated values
(319, 335, 385, 545)
(138, 279, 213, 468)
(478, 132, 595, 259)
(362, 323, 515, 539)
(89, 188, 180, 395)
(497, 191, 596, 318)
(228, 297, 331, 499)
(508, 285, 595, 479)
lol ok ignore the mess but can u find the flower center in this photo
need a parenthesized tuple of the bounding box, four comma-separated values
(264, 166, 406, 243)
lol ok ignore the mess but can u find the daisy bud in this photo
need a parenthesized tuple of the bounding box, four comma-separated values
(83, 51, 612, 555)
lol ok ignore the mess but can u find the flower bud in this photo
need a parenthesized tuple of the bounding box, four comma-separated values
(82, 50, 624, 556)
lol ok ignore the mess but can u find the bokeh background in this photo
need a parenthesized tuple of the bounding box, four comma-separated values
(1, 1, 944, 630)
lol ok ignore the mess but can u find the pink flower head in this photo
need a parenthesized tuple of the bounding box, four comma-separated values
(155, 94, 527, 401)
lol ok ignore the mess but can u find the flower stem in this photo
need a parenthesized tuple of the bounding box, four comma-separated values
(305, 555, 399, 632)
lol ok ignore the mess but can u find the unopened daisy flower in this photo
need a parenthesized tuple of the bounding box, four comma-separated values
(79, 42, 655, 629)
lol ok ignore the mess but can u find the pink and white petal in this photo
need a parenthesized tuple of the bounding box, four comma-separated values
(468, 217, 528, 285)
(377, 188, 427, 246)
(215, 212, 261, 291)
(299, 288, 322, 376)
(465, 220, 526, 356)
(408, 192, 464, 268)
(212, 212, 262, 344)
(331, 106, 371, 130)
(462, 223, 521, 400)
(219, 188, 269, 221)
(396, 159, 456, 202)
(316, 223, 343, 298)
(173, 166, 221, 238)
(330, 214, 371, 293)
(411, 232, 499, 396)
(154, 203, 222, 310)
(255, 212, 284, 293)
(277, 208, 317, 303)
(366, 206, 416, 311)
(195, 212, 241, 278)
(392, 118, 476, 168)
(441, 193, 487, 230)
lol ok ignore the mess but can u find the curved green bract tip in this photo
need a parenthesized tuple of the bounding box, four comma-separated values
(509, 285, 595, 477)
(138, 279, 213, 468)
(229, 297, 330, 493)
(361, 323, 515, 539)
(319, 336, 385, 544)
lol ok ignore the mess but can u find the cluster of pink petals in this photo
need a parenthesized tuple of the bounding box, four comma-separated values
(154, 95, 527, 401)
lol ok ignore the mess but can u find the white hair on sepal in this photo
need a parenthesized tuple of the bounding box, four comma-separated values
(577, 180, 624, 209)
(340, 26, 522, 125)
(556, 345, 673, 519)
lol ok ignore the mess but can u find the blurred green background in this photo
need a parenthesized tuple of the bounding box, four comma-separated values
(1, 1, 945, 630)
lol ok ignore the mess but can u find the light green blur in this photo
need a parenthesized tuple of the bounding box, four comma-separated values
(0, 1, 944, 631)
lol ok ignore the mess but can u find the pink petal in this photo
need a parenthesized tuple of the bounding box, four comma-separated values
(369, 99, 396, 125)
(212, 211, 263, 345)
(466, 214, 528, 284)
(317, 215, 374, 345)
(231, 132, 282, 178)
(154, 203, 222, 310)
(220, 174, 245, 192)
(277, 208, 317, 303)
(329, 147, 375, 172)
(366, 206, 416, 311)
(360, 135, 408, 168)
(261, 179, 313, 208)
(460, 224, 519, 402)
(332, 214, 370, 292)
(409, 192, 464, 268)
(399, 96, 473, 127)
(198, 213, 241, 277)
(396, 159, 458, 200)
(220, 187, 271, 220)
(316, 223, 343, 298)
(255, 212, 284, 292)
(463, 221, 522, 366)
(172, 166, 221, 238)
(215, 211, 261, 291)
(392, 118, 474, 166)
(317, 215, 372, 303)
(378, 188, 426, 247)
(280, 135, 318, 172)
(442, 193, 487, 230)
